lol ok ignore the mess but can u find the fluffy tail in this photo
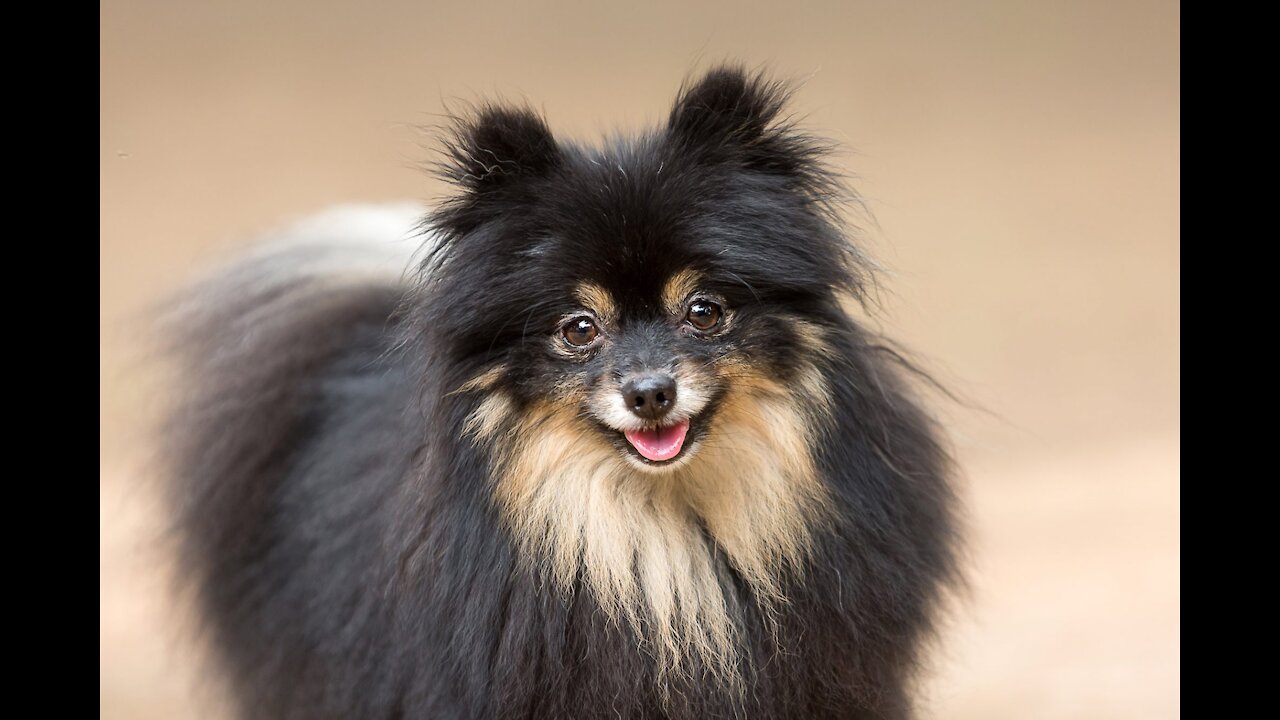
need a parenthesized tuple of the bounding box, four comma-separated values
(157, 203, 426, 710)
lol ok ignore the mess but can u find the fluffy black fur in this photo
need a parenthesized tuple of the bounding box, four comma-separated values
(163, 65, 960, 719)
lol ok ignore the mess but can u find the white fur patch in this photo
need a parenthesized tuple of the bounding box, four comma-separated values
(468, 372, 833, 687)
(237, 202, 431, 282)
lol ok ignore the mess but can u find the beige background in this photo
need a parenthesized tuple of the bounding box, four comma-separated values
(101, 1, 1179, 717)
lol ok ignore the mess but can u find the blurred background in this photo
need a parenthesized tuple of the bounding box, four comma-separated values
(101, 1, 1179, 717)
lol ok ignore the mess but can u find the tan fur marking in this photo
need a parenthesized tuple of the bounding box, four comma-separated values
(477, 361, 833, 687)
(787, 319, 835, 417)
(790, 318, 830, 356)
(451, 364, 507, 395)
(661, 269, 704, 315)
(574, 282, 617, 323)
(462, 392, 516, 442)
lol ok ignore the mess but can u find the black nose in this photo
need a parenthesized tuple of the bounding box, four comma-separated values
(621, 374, 678, 421)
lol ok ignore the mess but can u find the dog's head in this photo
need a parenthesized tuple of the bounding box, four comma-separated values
(424, 66, 862, 469)
(415, 65, 867, 680)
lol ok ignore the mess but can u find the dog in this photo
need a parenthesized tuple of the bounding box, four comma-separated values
(162, 65, 961, 719)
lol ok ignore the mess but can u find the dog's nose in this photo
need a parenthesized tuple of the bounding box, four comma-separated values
(621, 374, 678, 421)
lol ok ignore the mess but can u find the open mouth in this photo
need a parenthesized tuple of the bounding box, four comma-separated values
(622, 419, 691, 464)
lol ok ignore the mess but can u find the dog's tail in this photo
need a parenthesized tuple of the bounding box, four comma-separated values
(156, 203, 426, 699)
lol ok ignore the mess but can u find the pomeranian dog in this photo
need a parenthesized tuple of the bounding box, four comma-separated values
(162, 65, 960, 719)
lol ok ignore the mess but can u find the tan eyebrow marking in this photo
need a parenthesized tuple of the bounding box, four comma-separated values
(574, 282, 617, 322)
(662, 269, 703, 315)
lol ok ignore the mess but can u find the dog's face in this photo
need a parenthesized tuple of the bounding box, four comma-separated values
(436, 159, 847, 475)
(546, 269, 731, 470)
(425, 69, 858, 474)
(417, 67, 862, 679)
(503, 195, 843, 475)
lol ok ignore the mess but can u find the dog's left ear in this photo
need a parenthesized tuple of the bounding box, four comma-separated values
(668, 65, 820, 178)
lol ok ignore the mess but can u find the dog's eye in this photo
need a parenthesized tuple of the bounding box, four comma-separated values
(686, 300, 722, 331)
(561, 317, 600, 347)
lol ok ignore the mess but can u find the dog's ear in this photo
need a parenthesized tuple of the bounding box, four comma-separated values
(439, 104, 561, 193)
(668, 66, 822, 178)
(668, 66, 788, 145)
(432, 104, 561, 236)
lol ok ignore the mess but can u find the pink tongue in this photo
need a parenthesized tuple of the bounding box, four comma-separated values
(623, 420, 690, 462)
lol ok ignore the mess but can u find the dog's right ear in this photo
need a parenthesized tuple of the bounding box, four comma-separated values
(440, 104, 561, 192)
(433, 104, 561, 235)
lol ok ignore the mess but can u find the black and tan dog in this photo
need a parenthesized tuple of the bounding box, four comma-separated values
(163, 65, 961, 719)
